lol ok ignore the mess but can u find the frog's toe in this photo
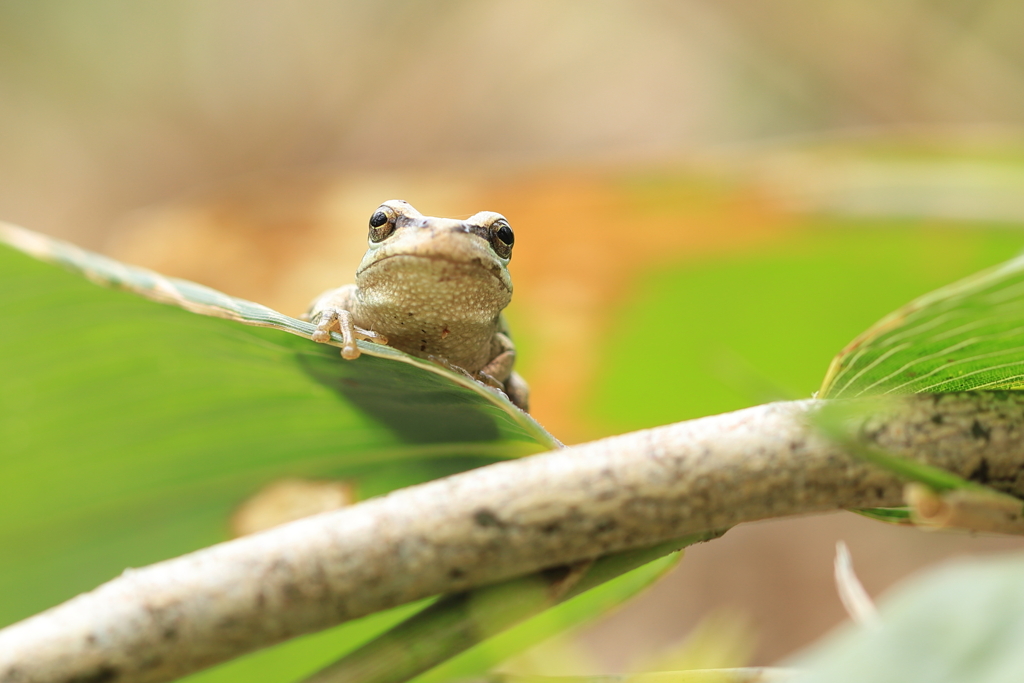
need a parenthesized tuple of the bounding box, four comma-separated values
(476, 371, 505, 390)
(311, 329, 332, 343)
(338, 328, 386, 360)
(353, 329, 388, 345)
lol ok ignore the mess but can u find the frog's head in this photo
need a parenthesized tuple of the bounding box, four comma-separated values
(355, 200, 515, 306)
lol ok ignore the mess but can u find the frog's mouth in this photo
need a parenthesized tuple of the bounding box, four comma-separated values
(358, 253, 511, 292)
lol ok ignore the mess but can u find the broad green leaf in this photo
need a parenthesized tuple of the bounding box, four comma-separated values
(789, 552, 1024, 683)
(0, 222, 557, 635)
(820, 248, 1024, 398)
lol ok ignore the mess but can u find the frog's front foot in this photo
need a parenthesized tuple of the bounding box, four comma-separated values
(311, 307, 387, 360)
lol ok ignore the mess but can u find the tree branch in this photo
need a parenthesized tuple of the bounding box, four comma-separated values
(3, 393, 1024, 683)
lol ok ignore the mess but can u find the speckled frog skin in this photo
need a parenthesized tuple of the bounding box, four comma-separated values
(306, 200, 529, 411)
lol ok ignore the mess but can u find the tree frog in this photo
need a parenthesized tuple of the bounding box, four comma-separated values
(306, 200, 529, 411)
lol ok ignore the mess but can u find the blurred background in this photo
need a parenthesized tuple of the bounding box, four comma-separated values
(4, 0, 1024, 672)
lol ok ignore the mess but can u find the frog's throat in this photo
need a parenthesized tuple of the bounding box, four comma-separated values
(356, 253, 511, 292)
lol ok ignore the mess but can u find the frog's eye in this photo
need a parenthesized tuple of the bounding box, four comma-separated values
(368, 208, 395, 242)
(489, 220, 514, 259)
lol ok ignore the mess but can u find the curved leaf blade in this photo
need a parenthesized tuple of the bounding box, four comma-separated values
(820, 251, 1024, 398)
(0, 222, 556, 448)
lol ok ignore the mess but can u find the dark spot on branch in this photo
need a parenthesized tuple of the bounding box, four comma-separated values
(595, 519, 618, 533)
(971, 420, 991, 441)
(971, 457, 990, 483)
(66, 666, 119, 683)
(541, 522, 561, 534)
(931, 414, 943, 425)
(864, 425, 886, 443)
(449, 567, 465, 580)
(162, 626, 178, 641)
(283, 582, 303, 601)
(540, 564, 573, 582)
(139, 655, 164, 671)
(474, 509, 504, 528)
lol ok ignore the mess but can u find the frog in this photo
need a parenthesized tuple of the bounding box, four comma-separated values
(305, 199, 529, 411)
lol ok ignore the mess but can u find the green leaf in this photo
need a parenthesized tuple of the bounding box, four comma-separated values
(789, 552, 1024, 683)
(850, 507, 911, 524)
(180, 602, 433, 683)
(0, 222, 556, 636)
(820, 248, 1024, 398)
(411, 551, 685, 683)
(302, 531, 725, 683)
